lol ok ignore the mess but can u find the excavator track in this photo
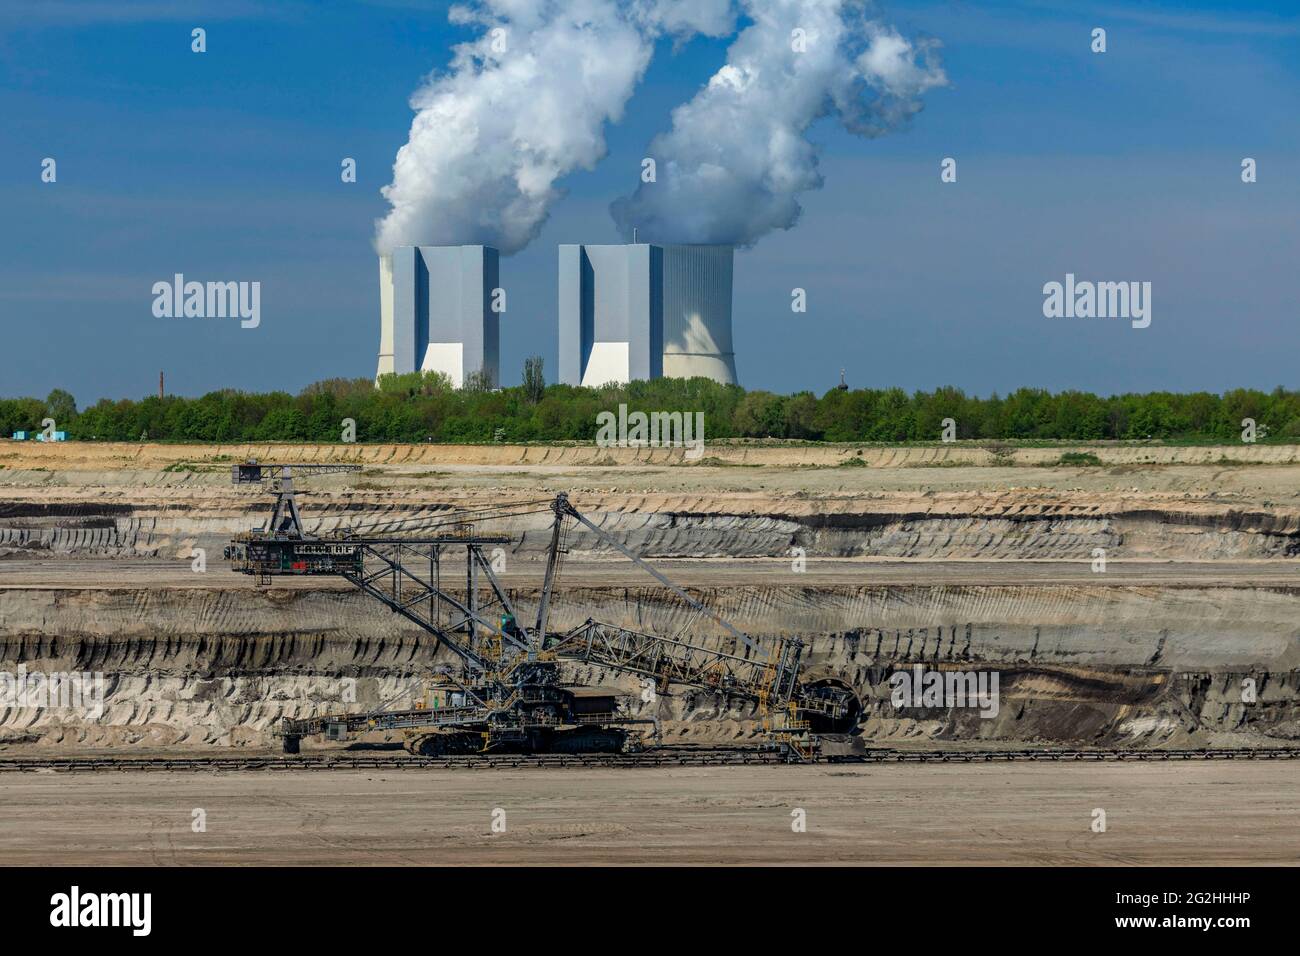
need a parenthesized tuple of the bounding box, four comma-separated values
(0, 748, 1294, 772)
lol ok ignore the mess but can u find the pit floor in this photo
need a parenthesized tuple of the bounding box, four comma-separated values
(1, 762, 1295, 865)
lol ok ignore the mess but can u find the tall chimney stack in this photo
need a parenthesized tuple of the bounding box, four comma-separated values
(159, 371, 164, 400)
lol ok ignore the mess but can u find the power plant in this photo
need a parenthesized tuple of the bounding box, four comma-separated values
(376, 245, 500, 387)
(377, 243, 737, 389)
(559, 243, 737, 387)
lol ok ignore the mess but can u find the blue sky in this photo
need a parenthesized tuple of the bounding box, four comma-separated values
(1, 0, 1297, 403)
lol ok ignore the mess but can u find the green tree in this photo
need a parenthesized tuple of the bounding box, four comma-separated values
(462, 368, 495, 393)
(44, 389, 77, 428)
(523, 355, 545, 405)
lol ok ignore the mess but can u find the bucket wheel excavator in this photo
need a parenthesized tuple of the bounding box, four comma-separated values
(224, 462, 854, 761)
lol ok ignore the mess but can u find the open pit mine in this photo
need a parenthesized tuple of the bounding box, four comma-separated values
(1, 440, 1299, 758)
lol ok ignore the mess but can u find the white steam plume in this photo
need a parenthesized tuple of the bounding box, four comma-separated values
(375, 0, 734, 255)
(610, 0, 947, 247)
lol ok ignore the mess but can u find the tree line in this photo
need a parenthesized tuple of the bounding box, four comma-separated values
(3, 366, 1298, 444)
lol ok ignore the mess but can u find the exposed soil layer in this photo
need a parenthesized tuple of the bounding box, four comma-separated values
(6, 439, 1300, 469)
(1, 581, 1295, 751)
(2, 479, 1299, 563)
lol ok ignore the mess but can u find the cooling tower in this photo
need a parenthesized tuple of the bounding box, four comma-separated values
(376, 245, 500, 387)
(376, 254, 396, 378)
(558, 243, 736, 387)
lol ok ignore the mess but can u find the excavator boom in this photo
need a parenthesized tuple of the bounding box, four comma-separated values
(226, 466, 844, 759)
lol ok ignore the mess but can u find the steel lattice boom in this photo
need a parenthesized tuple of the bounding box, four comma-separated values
(225, 465, 849, 760)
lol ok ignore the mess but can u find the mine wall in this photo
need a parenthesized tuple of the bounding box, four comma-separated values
(3, 503, 1300, 561)
(0, 583, 1296, 751)
(2, 470, 1298, 752)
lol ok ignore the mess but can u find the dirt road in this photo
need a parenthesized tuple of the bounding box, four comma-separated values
(1, 763, 1295, 865)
